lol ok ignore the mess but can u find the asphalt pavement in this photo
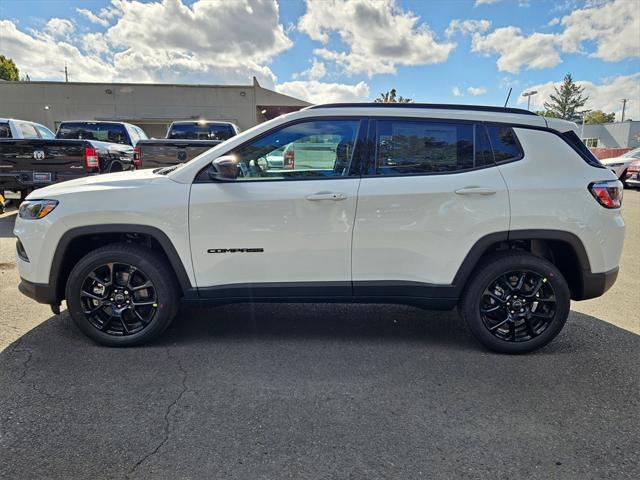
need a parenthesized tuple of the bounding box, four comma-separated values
(0, 192, 639, 479)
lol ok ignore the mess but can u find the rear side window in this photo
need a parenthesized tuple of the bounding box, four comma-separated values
(18, 122, 39, 139)
(371, 120, 474, 175)
(486, 125, 523, 163)
(475, 124, 494, 168)
(57, 122, 131, 145)
(0, 123, 11, 138)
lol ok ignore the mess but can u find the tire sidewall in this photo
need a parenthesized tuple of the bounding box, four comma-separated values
(462, 254, 571, 354)
(66, 246, 177, 347)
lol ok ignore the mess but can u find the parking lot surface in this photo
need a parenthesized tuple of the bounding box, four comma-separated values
(1, 191, 639, 479)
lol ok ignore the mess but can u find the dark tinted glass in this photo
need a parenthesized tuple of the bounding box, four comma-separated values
(372, 120, 473, 175)
(231, 119, 360, 180)
(0, 123, 11, 138)
(57, 122, 130, 145)
(486, 125, 523, 163)
(561, 130, 603, 168)
(475, 124, 494, 168)
(168, 123, 235, 140)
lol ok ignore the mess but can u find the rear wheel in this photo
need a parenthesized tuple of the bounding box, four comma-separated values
(65, 243, 179, 346)
(460, 252, 570, 354)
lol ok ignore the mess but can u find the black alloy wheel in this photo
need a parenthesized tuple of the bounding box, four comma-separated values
(80, 262, 158, 336)
(480, 270, 556, 342)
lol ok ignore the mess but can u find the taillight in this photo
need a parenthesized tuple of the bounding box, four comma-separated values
(283, 149, 294, 170)
(588, 180, 623, 209)
(84, 146, 99, 170)
(133, 146, 142, 168)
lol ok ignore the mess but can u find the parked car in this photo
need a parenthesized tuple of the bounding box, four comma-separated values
(0, 121, 136, 204)
(15, 103, 624, 354)
(0, 118, 56, 140)
(136, 120, 239, 169)
(56, 121, 148, 168)
(599, 147, 640, 187)
(625, 159, 640, 188)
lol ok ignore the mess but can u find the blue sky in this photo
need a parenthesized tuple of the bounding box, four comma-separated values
(1, 0, 638, 117)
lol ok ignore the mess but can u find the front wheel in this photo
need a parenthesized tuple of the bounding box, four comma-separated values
(460, 252, 570, 354)
(66, 243, 179, 347)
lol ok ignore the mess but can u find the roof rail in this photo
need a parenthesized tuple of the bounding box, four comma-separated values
(307, 102, 538, 116)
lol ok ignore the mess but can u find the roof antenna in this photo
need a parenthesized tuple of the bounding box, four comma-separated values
(504, 87, 512, 107)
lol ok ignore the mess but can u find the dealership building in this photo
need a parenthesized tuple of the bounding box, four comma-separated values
(0, 77, 310, 137)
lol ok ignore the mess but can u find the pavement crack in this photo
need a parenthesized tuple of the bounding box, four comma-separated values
(125, 348, 188, 479)
(11, 337, 33, 383)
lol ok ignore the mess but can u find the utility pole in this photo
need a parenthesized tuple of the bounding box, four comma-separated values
(621, 98, 628, 122)
(61, 64, 69, 82)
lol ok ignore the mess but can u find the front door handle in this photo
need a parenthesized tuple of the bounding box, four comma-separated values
(454, 187, 497, 196)
(305, 192, 348, 201)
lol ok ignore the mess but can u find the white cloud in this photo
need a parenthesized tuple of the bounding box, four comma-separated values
(472, 27, 560, 73)
(475, 0, 501, 5)
(547, 17, 560, 27)
(276, 80, 370, 104)
(467, 86, 487, 96)
(517, 73, 640, 121)
(471, 0, 639, 73)
(452, 86, 463, 97)
(76, 8, 110, 27)
(445, 19, 491, 38)
(293, 59, 327, 80)
(3, 0, 292, 86)
(298, 0, 455, 77)
(44, 18, 76, 40)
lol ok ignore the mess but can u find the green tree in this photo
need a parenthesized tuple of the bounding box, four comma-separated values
(0, 55, 20, 81)
(374, 88, 412, 103)
(535, 110, 559, 118)
(542, 73, 588, 120)
(584, 110, 616, 124)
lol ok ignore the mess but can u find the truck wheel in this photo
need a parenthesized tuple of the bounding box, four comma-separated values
(459, 252, 570, 354)
(65, 243, 179, 347)
(110, 162, 123, 173)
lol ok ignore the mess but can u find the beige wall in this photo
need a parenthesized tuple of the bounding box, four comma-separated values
(0, 81, 309, 134)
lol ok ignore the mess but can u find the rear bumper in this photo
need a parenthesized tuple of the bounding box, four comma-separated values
(18, 278, 58, 305)
(576, 267, 619, 301)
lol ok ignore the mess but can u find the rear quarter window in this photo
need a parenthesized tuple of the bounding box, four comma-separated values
(486, 125, 524, 163)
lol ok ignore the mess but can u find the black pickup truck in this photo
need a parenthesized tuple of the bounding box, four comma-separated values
(0, 138, 135, 203)
(136, 120, 239, 168)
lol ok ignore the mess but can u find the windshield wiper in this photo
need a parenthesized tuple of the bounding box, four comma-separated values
(154, 165, 179, 175)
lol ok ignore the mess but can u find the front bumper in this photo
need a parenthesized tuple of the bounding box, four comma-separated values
(18, 278, 58, 305)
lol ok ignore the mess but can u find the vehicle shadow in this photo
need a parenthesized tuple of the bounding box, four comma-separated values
(0, 211, 16, 238)
(1, 305, 638, 479)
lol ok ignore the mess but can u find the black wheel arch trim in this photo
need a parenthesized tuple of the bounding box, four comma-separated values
(452, 229, 598, 300)
(48, 224, 194, 303)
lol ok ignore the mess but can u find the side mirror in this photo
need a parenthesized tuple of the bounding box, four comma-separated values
(209, 155, 240, 181)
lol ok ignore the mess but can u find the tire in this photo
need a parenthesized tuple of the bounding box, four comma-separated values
(460, 252, 570, 354)
(620, 170, 628, 189)
(65, 243, 179, 347)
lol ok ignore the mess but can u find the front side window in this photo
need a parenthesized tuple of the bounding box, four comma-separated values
(371, 120, 474, 175)
(35, 125, 55, 139)
(18, 122, 39, 139)
(486, 125, 524, 162)
(227, 119, 361, 180)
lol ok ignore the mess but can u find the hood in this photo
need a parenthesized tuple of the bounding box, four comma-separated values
(26, 168, 168, 199)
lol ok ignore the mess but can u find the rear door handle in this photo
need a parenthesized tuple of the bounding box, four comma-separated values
(454, 187, 497, 196)
(306, 192, 348, 201)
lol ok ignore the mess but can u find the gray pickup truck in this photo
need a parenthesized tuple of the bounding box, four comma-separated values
(136, 120, 239, 168)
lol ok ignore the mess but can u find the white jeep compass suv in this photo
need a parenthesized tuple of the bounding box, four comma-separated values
(14, 104, 625, 353)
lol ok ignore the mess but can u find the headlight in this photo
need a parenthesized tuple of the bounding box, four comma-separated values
(18, 200, 59, 219)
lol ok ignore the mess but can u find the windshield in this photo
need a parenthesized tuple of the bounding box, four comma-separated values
(56, 122, 131, 145)
(168, 122, 235, 141)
